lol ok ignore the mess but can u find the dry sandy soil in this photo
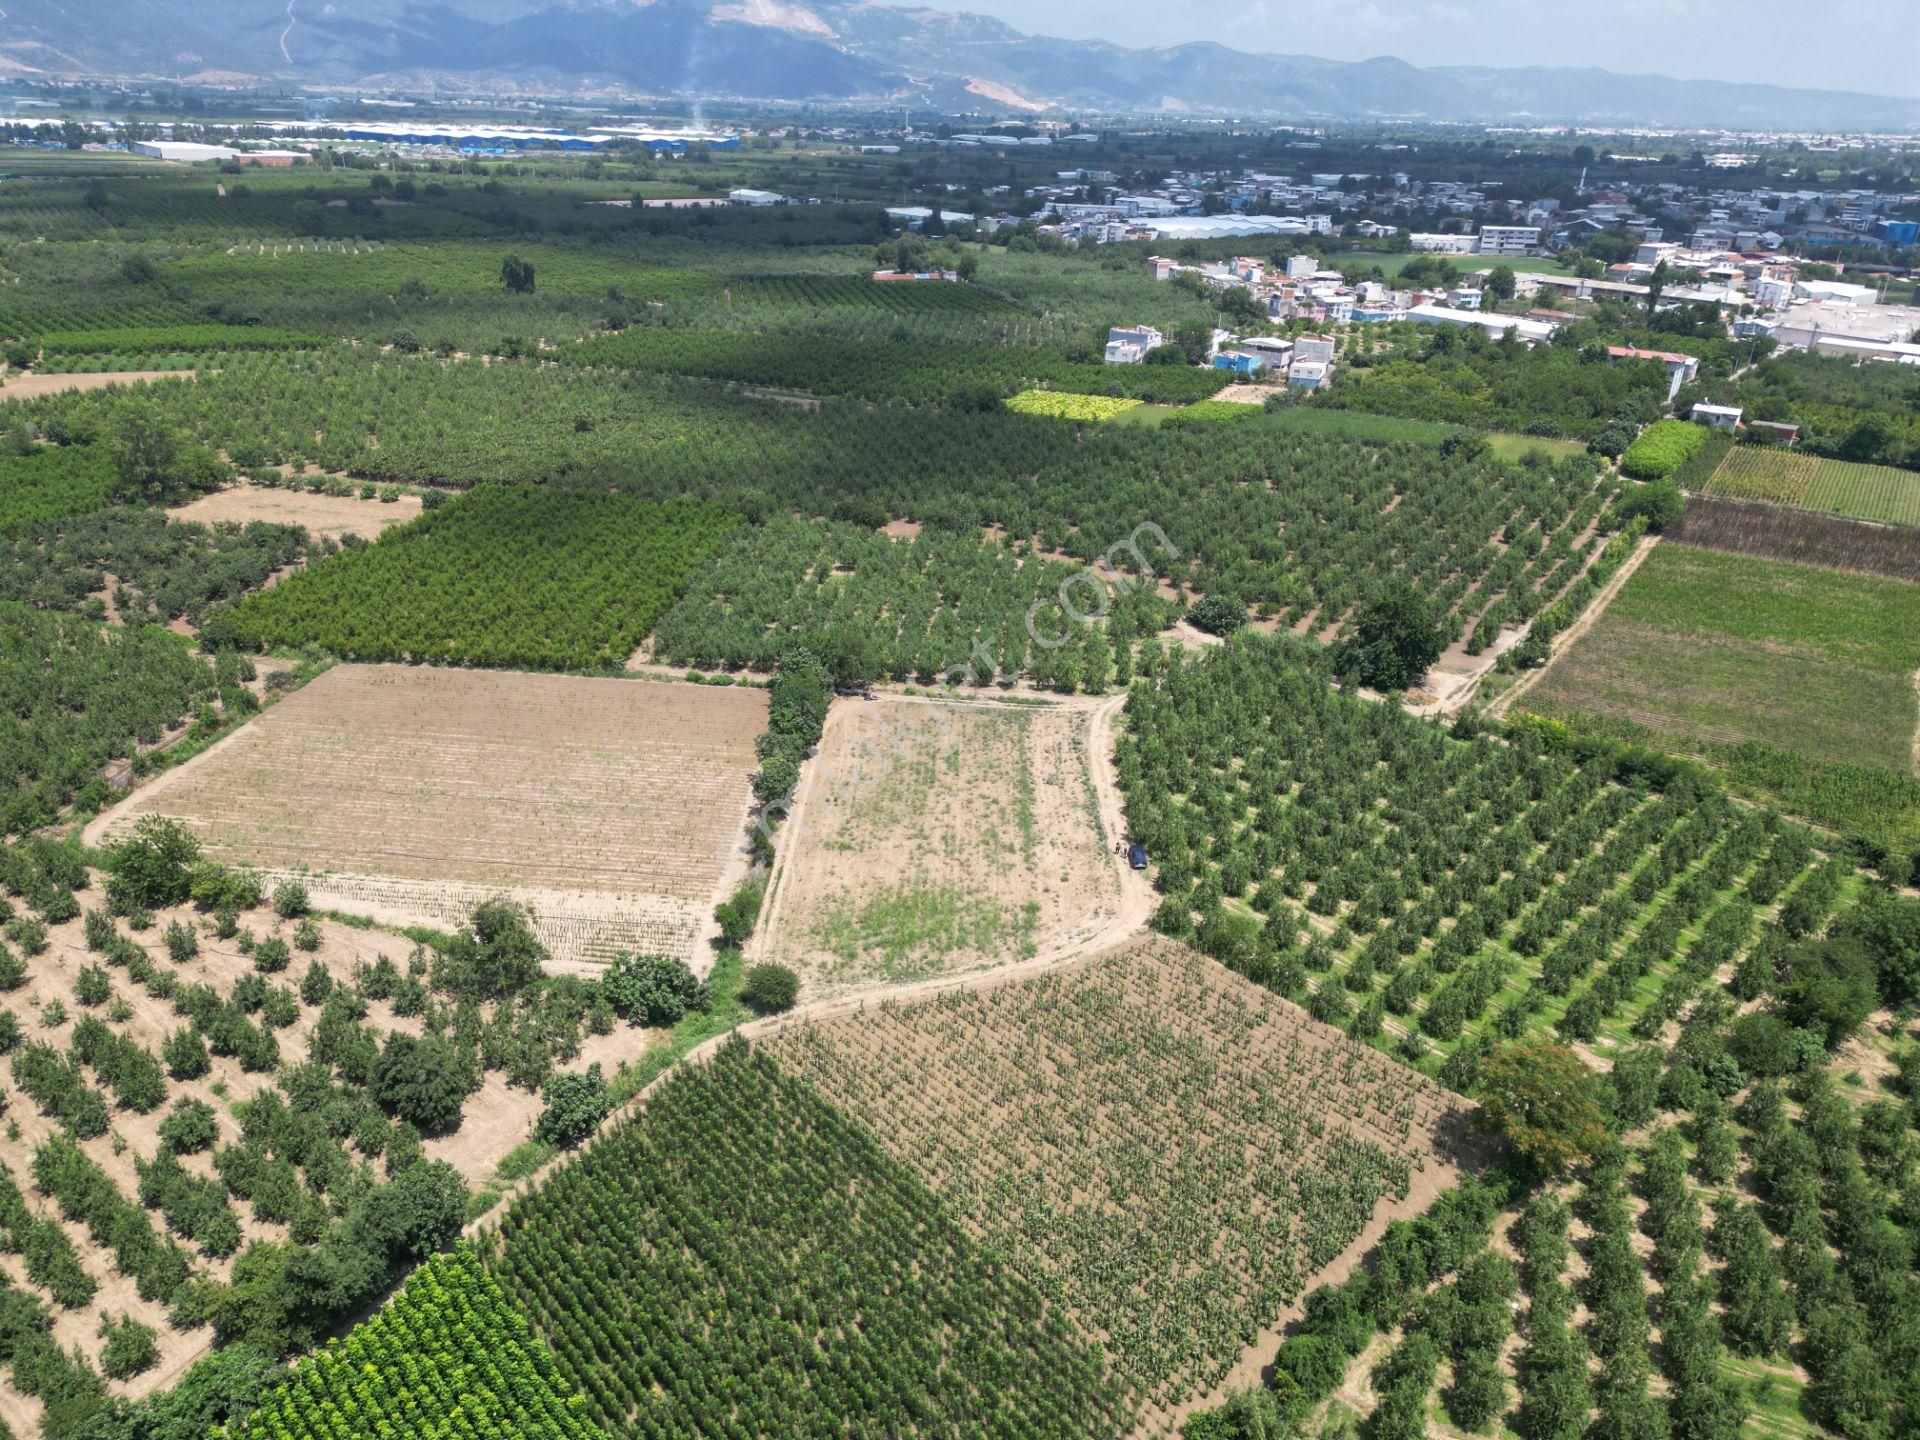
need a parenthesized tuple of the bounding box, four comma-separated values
(0, 882, 667, 1434)
(765, 935, 1469, 1436)
(84, 666, 767, 971)
(753, 691, 1136, 998)
(0, 371, 194, 400)
(167, 483, 422, 542)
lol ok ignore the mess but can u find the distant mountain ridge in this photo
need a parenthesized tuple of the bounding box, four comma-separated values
(5, 0, 1918, 130)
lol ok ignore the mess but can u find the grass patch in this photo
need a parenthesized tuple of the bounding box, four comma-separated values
(810, 879, 1025, 982)
(1487, 432, 1588, 462)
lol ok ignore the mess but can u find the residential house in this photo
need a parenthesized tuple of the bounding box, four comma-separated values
(1104, 325, 1165, 364)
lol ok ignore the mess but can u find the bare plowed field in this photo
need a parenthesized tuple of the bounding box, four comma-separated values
(754, 694, 1128, 996)
(765, 936, 1467, 1433)
(167, 483, 421, 541)
(84, 666, 766, 969)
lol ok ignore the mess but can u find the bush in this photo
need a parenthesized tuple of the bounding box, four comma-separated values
(107, 818, 200, 914)
(98, 1314, 159, 1380)
(159, 1097, 220, 1154)
(741, 963, 800, 1015)
(162, 1026, 210, 1080)
(601, 953, 707, 1027)
(73, 964, 111, 1007)
(270, 882, 309, 919)
(252, 937, 290, 974)
(1186, 593, 1247, 637)
(369, 1032, 472, 1135)
(535, 1064, 613, 1148)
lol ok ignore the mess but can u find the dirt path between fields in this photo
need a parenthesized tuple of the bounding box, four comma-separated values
(1489, 532, 1661, 720)
(465, 688, 1156, 1235)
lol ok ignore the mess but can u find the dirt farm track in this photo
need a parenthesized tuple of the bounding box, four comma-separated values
(84, 664, 766, 970)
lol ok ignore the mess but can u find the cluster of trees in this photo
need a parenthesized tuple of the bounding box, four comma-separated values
(220, 1246, 600, 1440)
(1718, 350, 1920, 470)
(209, 487, 737, 671)
(488, 1037, 1135, 1439)
(1121, 635, 1833, 1071)
(1326, 321, 1675, 438)
(0, 601, 217, 836)
(651, 513, 1172, 688)
(0, 507, 328, 626)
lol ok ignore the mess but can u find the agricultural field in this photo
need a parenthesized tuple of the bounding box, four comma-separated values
(1004, 389, 1144, 421)
(84, 665, 767, 969)
(1669, 495, 1920, 582)
(487, 1036, 1135, 1440)
(765, 937, 1464, 1428)
(213, 487, 735, 671)
(218, 1247, 599, 1440)
(1803, 457, 1920, 528)
(167, 482, 423, 542)
(0, 828, 677, 1437)
(5, 124, 1920, 1440)
(1702, 445, 1820, 505)
(1120, 634, 1847, 1070)
(649, 514, 1172, 685)
(755, 694, 1137, 995)
(1701, 446, 1920, 528)
(1520, 546, 1920, 844)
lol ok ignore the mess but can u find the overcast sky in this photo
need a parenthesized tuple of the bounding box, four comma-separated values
(911, 0, 1920, 101)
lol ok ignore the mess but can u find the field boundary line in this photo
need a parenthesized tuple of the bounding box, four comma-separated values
(1489, 532, 1661, 720)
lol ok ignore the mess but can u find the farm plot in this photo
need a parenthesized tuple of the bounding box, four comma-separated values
(1524, 544, 1920, 775)
(1803, 457, 1920, 528)
(84, 665, 767, 969)
(764, 936, 1464, 1429)
(1702, 445, 1818, 506)
(489, 1036, 1134, 1440)
(0, 844, 672, 1436)
(1119, 635, 1840, 1070)
(754, 694, 1127, 996)
(167, 482, 421, 542)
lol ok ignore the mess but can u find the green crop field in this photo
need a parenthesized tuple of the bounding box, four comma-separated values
(1526, 544, 1920, 774)
(1803, 457, 1920, 527)
(1523, 543, 1920, 845)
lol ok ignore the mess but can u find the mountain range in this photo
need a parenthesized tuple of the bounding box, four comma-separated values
(6, 0, 1919, 130)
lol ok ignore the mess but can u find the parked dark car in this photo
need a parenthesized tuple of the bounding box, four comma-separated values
(1128, 843, 1148, 870)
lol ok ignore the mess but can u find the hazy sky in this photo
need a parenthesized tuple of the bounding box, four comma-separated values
(911, 0, 1920, 100)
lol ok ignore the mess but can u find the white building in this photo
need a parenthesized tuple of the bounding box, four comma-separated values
(132, 140, 239, 163)
(1691, 403, 1743, 430)
(728, 188, 785, 206)
(1285, 254, 1318, 279)
(1410, 233, 1477, 254)
(1104, 325, 1165, 365)
(1477, 226, 1541, 256)
(1405, 304, 1555, 344)
(1446, 287, 1483, 312)
(1288, 360, 1331, 389)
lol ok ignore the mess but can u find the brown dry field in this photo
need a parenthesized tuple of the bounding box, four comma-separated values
(765, 935, 1468, 1436)
(0, 885, 665, 1434)
(167, 482, 422, 541)
(84, 666, 767, 970)
(0, 371, 193, 400)
(753, 693, 1132, 998)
